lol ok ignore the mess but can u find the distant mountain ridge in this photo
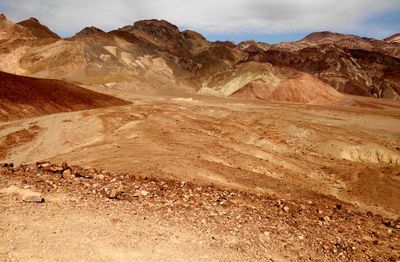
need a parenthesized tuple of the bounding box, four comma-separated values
(0, 13, 399, 101)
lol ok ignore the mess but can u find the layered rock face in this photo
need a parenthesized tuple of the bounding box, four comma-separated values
(0, 14, 399, 102)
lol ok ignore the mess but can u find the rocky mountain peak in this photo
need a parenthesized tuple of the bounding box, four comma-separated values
(302, 31, 344, 41)
(17, 17, 60, 39)
(27, 17, 39, 22)
(133, 19, 179, 33)
(74, 26, 106, 37)
(132, 19, 182, 41)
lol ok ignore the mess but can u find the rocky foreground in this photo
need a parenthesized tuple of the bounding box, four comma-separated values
(1, 162, 399, 261)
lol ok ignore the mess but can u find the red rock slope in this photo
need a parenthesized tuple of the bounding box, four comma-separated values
(0, 71, 129, 121)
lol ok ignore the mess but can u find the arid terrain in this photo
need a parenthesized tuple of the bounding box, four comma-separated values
(1, 13, 400, 261)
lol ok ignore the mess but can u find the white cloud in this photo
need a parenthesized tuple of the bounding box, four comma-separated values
(1, 0, 399, 38)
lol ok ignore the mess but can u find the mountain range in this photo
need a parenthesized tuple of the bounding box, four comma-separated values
(1, 13, 399, 103)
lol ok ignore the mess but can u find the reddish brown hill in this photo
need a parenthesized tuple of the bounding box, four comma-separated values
(0, 71, 129, 121)
(17, 18, 60, 39)
(227, 68, 344, 105)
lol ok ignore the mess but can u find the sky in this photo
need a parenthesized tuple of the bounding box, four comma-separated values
(1, 0, 399, 44)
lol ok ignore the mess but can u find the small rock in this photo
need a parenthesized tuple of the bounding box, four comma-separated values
(36, 161, 51, 169)
(1, 186, 43, 203)
(21, 191, 44, 203)
(62, 169, 73, 179)
(74, 171, 93, 179)
(1, 163, 14, 168)
(62, 162, 70, 170)
(140, 190, 149, 196)
(382, 218, 400, 229)
(363, 235, 373, 242)
(107, 185, 124, 199)
(44, 165, 64, 173)
(282, 206, 290, 212)
(322, 216, 331, 222)
(260, 231, 271, 241)
(88, 168, 98, 175)
(134, 190, 149, 197)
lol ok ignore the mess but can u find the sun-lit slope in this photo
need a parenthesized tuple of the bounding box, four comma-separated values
(0, 71, 129, 121)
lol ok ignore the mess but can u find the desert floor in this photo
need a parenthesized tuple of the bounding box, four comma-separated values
(1, 88, 399, 261)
